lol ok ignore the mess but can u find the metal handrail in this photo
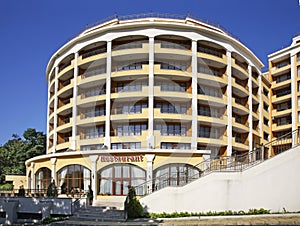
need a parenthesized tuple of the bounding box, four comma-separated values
(135, 128, 300, 196)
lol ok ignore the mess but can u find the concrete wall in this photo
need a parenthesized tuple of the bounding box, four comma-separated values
(140, 146, 300, 213)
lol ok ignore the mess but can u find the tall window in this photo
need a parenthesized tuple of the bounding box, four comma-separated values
(153, 164, 200, 190)
(84, 126, 105, 139)
(35, 168, 51, 190)
(155, 123, 187, 136)
(57, 165, 91, 194)
(98, 164, 146, 196)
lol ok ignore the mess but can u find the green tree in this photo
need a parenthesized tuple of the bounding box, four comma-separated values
(125, 186, 144, 218)
(0, 128, 46, 184)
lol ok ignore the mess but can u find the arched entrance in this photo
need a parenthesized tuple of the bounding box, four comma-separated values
(98, 164, 146, 196)
(35, 167, 51, 191)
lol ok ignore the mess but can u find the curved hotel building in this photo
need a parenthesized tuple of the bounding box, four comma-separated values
(26, 14, 273, 198)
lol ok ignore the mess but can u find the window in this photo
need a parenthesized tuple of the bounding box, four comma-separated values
(158, 61, 188, 71)
(155, 102, 188, 114)
(114, 102, 147, 114)
(155, 123, 188, 136)
(198, 85, 222, 97)
(156, 80, 187, 92)
(263, 102, 269, 111)
(35, 168, 51, 190)
(84, 86, 106, 98)
(112, 123, 147, 136)
(198, 105, 221, 118)
(277, 101, 291, 111)
(263, 117, 269, 126)
(98, 164, 146, 196)
(275, 73, 290, 83)
(298, 66, 300, 77)
(198, 126, 220, 139)
(84, 106, 105, 118)
(84, 126, 105, 139)
(263, 132, 269, 141)
(198, 65, 221, 76)
(277, 116, 291, 126)
(161, 142, 191, 150)
(81, 144, 103, 151)
(263, 87, 269, 97)
(115, 80, 148, 93)
(111, 142, 141, 149)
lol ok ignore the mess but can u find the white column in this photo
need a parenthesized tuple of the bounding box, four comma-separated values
(145, 154, 155, 194)
(226, 51, 233, 156)
(291, 54, 297, 147)
(258, 74, 263, 141)
(148, 36, 155, 149)
(191, 40, 198, 150)
(46, 73, 51, 153)
(71, 52, 78, 150)
(30, 162, 35, 191)
(105, 41, 112, 148)
(248, 65, 253, 153)
(53, 66, 59, 153)
(90, 155, 99, 201)
(51, 158, 57, 183)
(26, 164, 31, 190)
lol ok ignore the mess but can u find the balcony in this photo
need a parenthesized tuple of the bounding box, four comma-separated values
(58, 60, 74, 78)
(270, 63, 291, 76)
(111, 86, 149, 100)
(57, 98, 73, 115)
(197, 48, 227, 67)
(232, 98, 249, 115)
(232, 137, 249, 151)
(154, 64, 191, 78)
(197, 114, 227, 127)
(197, 135, 227, 146)
(76, 115, 106, 126)
(272, 108, 292, 118)
(56, 138, 71, 151)
(154, 86, 192, 100)
(154, 42, 191, 58)
(272, 93, 292, 104)
(78, 136, 105, 147)
(56, 118, 72, 133)
(231, 59, 248, 77)
(111, 108, 149, 121)
(112, 64, 149, 78)
(77, 73, 106, 88)
(272, 122, 292, 132)
(78, 49, 107, 66)
(272, 79, 291, 90)
(77, 91, 106, 107)
(232, 117, 249, 133)
(57, 79, 74, 97)
(197, 70, 228, 88)
(232, 77, 249, 96)
(197, 94, 227, 107)
(154, 108, 192, 122)
(110, 130, 148, 143)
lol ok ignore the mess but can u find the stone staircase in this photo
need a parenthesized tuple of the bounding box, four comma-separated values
(69, 205, 127, 222)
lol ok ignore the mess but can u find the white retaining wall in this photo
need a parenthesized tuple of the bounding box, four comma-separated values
(140, 146, 300, 213)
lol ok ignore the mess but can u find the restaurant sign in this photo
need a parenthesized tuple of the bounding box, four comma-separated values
(100, 155, 144, 162)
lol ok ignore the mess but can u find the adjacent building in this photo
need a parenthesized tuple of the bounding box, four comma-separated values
(25, 14, 299, 199)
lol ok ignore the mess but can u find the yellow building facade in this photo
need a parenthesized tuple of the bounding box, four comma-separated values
(26, 14, 276, 198)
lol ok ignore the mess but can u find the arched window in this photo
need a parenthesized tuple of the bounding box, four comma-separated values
(153, 164, 200, 190)
(35, 167, 51, 191)
(98, 164, 146, 196)
(57, 165, 91, 194)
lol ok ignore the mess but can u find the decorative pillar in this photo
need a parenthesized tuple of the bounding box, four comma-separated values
(71, 52, 78, 150)
(290, 54, 297, 147)
(30, 162, 35, 192)
(53, 66, 59, 153)
(191, 40, 198, 150)
(105, 41, 112, 148)
(226, 51, 233, 157)
(90, 155, 99, 201)
(51, 158, 57, 183)
(248, 65, 253, 153)
(145, 154, 155, 194)
(148, 36, 155, 149)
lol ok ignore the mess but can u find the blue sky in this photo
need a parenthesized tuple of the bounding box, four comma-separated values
(0, 0, 299, 144)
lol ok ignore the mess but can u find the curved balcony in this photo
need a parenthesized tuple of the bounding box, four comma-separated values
(252, 93, 259, 105)
(154, 42, 191, 59)
(112, 42, 149, 57)
(76, 115, 106, 126)
(231, 59, 248, 77)
(232, 118, 249, 133)
(154, 64, 191, 79)
(232, 98, 249, 115)
(154, 86, 192, 100)
(78, 137, 105, 147)
(154, 108, 192, 122)
(252, 111, 259, 121)
(197, 135, 227, 146)
(111, 64, 149, 78)
(232, 138, 249, 151)
(57, 98, 73, 115)
(110, 130, 148, 144)
(252, 127, 260, 137)
(197, 72, 228, 88)
(232, 77, 249, 97)
(58, 60, 74, 79)
(111, 108, 149, 121)
(76, 94, 106, 107)
(197, 51, 227, 67)
(157, 134, 192, 144)
(77, 73, 106, 88)
(197, 94, 227, 107)
(56, 118, 73, 133)
(111, 86, 149, 100)
(56, 139, 71, 151)
(57, 79, 74, 98)
(252, 77, 259, 88)
(78, 51, 107, 66)
(197, 115, 227, 127)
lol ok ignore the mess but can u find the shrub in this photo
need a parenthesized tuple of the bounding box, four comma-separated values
(0, 183, 14, 190)
(47, 180, 58, 197)
(125, 186, 144, 218)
